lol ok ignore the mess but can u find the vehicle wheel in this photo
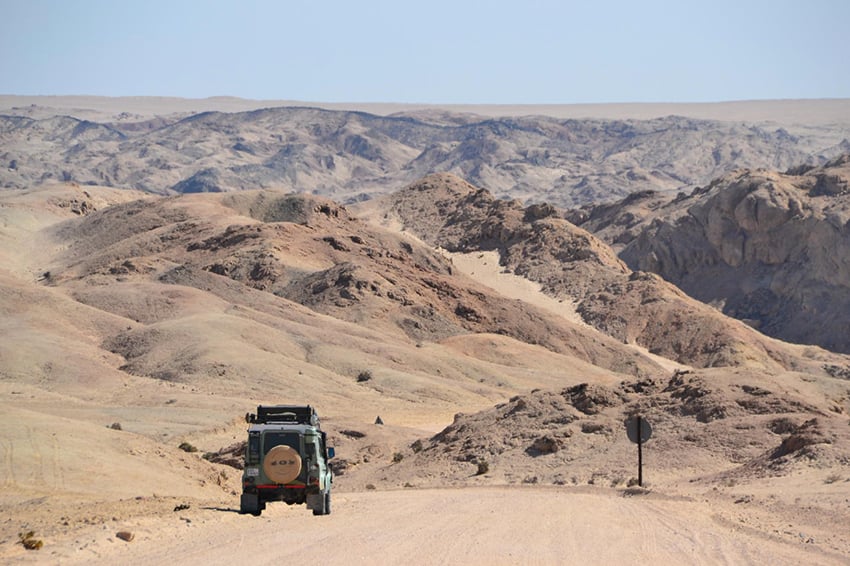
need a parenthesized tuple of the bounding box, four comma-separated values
(240, 493, 260, 515)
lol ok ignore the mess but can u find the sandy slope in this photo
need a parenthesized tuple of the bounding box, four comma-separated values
(444, 250, 692, 379)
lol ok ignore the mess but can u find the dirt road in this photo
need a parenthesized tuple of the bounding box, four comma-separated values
(15, 486, 839, 565)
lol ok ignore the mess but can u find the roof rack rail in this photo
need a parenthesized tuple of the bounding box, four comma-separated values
(246, 405, 320, 427)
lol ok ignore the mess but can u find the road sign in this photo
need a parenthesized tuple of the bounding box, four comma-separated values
(626, 416, 652, 444)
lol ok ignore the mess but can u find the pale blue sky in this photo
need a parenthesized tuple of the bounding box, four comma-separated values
(2, 0, 848, 103)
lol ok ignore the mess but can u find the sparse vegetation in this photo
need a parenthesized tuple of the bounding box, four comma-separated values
(825, 473, 843, 484)
(19, 531, 43, 550)
(580, 422, 607, 434)
(411, 439, 424, 453)
(528, 435, 561, 455)
(178, 442, 198, 453)
(109, 422, 122, 430)
(587, 472, 607, 486)
(340, 429, 367, 439)
(476, 460, 489, 476)
(392, 452, 404, 463)
(356, 370, 373, 383)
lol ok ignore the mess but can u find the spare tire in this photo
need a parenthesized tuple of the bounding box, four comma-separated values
(263, 445, 302, 484)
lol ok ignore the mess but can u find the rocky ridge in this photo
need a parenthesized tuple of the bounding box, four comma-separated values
(3, 106, 849, 208)
(372, 173, 846, 372)
(46, 188, 666, 380)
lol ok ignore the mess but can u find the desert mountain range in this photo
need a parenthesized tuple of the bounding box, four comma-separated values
(2, 97, 850, 563)
(2, 97, 849, 208)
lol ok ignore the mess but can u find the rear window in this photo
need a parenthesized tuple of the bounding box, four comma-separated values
(247, 434, 260, 463)
(263, 432, 300, 454)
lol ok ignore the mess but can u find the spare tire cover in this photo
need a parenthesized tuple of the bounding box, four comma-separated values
(263, 445, 302, 484)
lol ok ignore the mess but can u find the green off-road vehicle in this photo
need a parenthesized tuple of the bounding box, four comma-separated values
(240, 405, 335, 516)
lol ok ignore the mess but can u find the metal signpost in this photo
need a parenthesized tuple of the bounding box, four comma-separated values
(625, 415, 652, 487)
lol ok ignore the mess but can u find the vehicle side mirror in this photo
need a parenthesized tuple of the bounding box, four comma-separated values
(327, 447, 335, 459)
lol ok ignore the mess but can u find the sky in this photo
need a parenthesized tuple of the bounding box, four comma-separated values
(1, 0, 848, 104)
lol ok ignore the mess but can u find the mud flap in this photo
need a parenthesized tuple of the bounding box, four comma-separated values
(306, 492, 323, 511)
(309, 491, 331, 515)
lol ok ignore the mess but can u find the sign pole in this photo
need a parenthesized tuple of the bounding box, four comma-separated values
(637, 416, 643, 487)
(626, 415, 651, 488)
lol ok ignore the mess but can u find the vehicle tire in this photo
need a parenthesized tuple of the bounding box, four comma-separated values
(240, 493, 260, 515)
(263, 445, 302, 484)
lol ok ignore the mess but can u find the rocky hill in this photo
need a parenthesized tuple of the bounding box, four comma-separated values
(571, 155, 850, 354)
(366, 173, 847, 373)
(47, 188, 672, 379)
(3, 105, 849, 208)
(380, 368, 850, 488)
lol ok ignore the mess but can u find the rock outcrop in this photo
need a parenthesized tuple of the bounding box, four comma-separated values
(380, 174, 839, 371)
(578, 155, 850, 353)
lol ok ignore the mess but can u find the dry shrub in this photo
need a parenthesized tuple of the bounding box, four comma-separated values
(19, 531, 43, 550)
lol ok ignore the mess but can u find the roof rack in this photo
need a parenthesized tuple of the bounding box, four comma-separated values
(247, 405, 320, 427)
